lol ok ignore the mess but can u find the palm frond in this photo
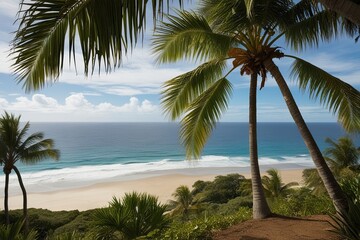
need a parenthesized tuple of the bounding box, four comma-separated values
(20, 149, 60, 164)
(180, 78, 232, 158)
(199, 0, 249, 33)
(201, 0, 292, 33)
(289, 57, 360, 133)
(161, 59, 228, 120)
(153, 10, 233, 63)
(12, 0, 184, 91)
(18, 132, 45, 150)
(285, 10, 339, 51)
(324, 137, 360, 168)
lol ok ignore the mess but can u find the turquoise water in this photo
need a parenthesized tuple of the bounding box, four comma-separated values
(21, 122, 353, 171)
(2, 122, 358, 193)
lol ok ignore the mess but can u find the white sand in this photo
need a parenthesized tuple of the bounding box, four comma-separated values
(1, 168, 304, 211)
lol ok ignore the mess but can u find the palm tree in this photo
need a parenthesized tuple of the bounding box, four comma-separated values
(324, 136, 360, 175)
(302, 168, 327, 195)
(262, 168, 298, 199)
(168, 185, 193, 219)
(0, 112, 60, 230)
(303, 136, 359, 195)
(11, 0, 185, 91)
(93, 192, 168, 239)
(152, 0, 360, 217)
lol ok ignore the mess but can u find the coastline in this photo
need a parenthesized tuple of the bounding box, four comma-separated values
(1, 164, 306, 211)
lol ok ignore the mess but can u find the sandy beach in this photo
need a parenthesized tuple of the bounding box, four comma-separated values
(2, 167, 304, 211)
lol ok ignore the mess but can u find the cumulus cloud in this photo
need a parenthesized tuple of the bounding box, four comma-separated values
(1, 93, 157, 115)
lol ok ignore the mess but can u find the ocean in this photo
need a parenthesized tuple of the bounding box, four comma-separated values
(1, 122, 358, 194)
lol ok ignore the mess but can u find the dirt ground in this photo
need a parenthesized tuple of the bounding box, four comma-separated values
(212, 215, 341, 240)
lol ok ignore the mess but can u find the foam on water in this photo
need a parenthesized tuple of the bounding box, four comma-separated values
(1, 154, 314, 195)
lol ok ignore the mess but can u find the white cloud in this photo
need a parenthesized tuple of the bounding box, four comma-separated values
(1, 93, 158, 117)
(65, 93, 92, 109)
(0, 98, 9, 107)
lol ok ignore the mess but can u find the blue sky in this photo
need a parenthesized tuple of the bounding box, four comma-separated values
(0, 2, 359, 123)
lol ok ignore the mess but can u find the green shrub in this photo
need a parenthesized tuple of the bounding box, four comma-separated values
(271, 188, 335, 216)
(154, 207, 251, 240)
(0, 208, 80, 239)
(0, 219, 38, 240)
(93, 192, 169, 239)
(51, 210, 96, 238)
(331, 201, 360, 240)
(331, 175, 360, 240)
(192, 174, 246, 204)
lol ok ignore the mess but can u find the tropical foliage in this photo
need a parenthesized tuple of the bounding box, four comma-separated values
(331, 175, 360, 240)
(324, 137, 360, 175)
(271, 188, 335, 216)
(303, 136, 360, 195)
(153, 207, 251, 240)
(93, 192, 168, 239)
(0, 219, 37, 240)
(11, 0, 185, 91)
(0, 171, 347, 239)
(317, 0, 360, 26)
(168, 185, 193, 219)
(262, 169, 298, 199)
(0, 112, 60, 230)
(192, 174, 247, 204)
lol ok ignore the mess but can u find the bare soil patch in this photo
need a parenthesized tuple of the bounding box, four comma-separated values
(212, 215, 340, 240)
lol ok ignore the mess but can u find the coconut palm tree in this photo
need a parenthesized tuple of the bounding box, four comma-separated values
(93, 192, 168, 240)
(262, 168, 298, 199)
(0, 112, 60, 230)
(11, 0, 184, 91)
(324, 136, 360, 175)
(303, 136, 359, 195)
(168, 185, 193, 219)
(152, 0, 360, 217)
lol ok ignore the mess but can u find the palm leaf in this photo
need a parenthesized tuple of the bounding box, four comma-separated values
(201, 0, 292, 33)
(289, 57, 360, 133)
(12, 0, 184, 91)
(161, 59, 228, 119)
(285, 10, 339, 51)
(153, 10, 233, 63)
(180, 78, 232, 158)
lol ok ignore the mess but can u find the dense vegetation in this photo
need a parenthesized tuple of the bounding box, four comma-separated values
(2, 167, 357, 239)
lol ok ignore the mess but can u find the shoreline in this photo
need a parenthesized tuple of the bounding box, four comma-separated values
(1, 165, 306, 211)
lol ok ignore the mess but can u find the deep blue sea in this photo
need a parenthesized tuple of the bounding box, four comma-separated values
(2, 122, 359, 193)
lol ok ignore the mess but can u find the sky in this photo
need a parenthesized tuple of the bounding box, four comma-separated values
(0, 2, 359, 123)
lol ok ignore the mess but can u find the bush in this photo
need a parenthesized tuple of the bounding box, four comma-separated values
(331, 201, 360, 240)
(270, 188, 335, 216)
(51, 210, 96, 238)
(154, 207, 251, 240)
(0, 208, 80, 239)
(192, 174, 246, 204)
(331, 175, 360, 240)
(93, 192, 169, 239)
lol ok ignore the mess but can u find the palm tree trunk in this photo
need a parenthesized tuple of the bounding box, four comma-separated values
(4, 171, 10, 225)
(319, 0, 360, 25)
(249, 73, 271, 219)
(13, 166, 28, 233)
(263, 58, 348, 214)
